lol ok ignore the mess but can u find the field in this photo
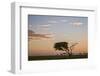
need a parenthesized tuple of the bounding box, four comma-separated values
(28, 53, 88, 61)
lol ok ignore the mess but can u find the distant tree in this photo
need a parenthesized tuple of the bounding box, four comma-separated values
(54, 42, 78, 56)
(54, 42, 71, 56)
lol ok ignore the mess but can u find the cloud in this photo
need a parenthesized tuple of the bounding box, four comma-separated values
(48, 20, 58, 24)
(28, 25, 33, 29)
(28, 30, 35, 36)
(40, 24, 50, 27)
(70, 22, 83, 27)
(45, 34, 55, 38)
(28, 30, 54, 40)
(38, 24, 51, 31)
(60, 20, 68, 22)
(48, 20, 68, 24)
(40, 24, 51, 28)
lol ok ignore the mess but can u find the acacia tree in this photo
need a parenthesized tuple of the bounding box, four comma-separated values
(54, 42, 78, 56)
(54, 42, 71, 56)
(69, 43, 78, 55)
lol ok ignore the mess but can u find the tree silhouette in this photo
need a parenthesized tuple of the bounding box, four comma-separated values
(69, 43, 78, 55)
(54, 42, 71, 56)
(54, 42, 78, 56)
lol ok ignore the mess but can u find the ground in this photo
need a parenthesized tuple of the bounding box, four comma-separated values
(28, 54, 88, 61)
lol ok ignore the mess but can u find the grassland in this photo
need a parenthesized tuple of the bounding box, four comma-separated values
(28, 53, 88, 61)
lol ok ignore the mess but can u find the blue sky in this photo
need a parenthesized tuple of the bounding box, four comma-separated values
(28, 15, 88, 42)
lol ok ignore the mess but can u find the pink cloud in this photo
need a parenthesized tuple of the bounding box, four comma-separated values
(28, 30, 54, 40)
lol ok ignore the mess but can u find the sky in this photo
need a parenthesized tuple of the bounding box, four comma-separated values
(28, 15, 88, 56)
